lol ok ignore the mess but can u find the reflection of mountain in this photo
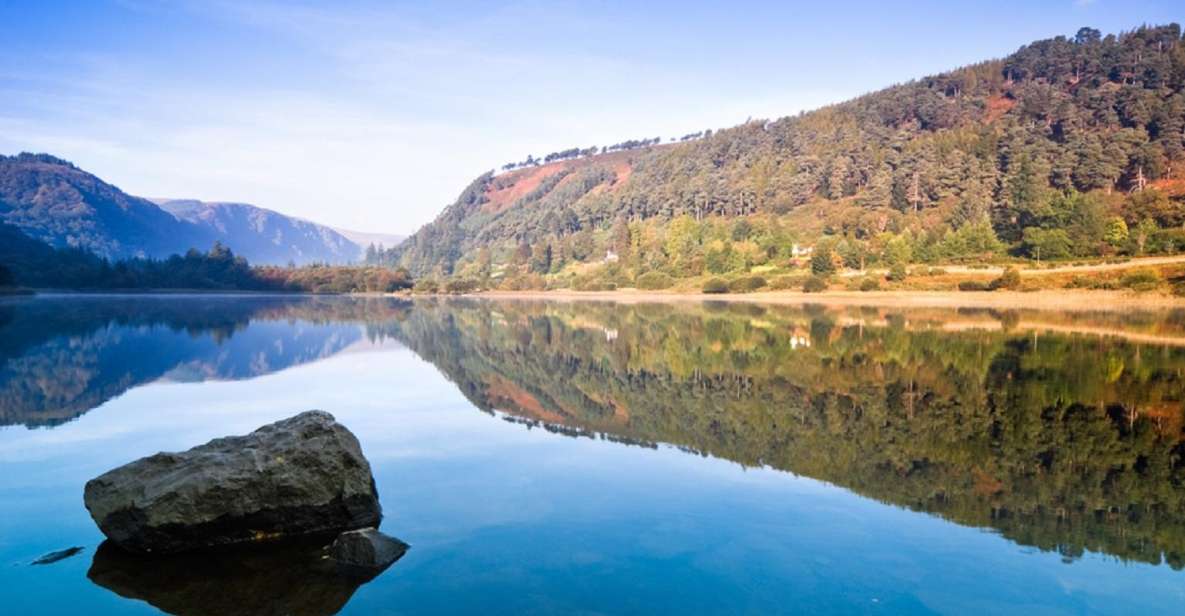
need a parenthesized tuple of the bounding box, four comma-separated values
(391, 299, 1185, 571)
(11, 295, 1185, 570)
(0, 296, 410, 428)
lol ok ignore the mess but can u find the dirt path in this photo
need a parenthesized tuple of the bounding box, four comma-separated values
(478, 288, 1185, 312)
(840, 254, 1185, 278)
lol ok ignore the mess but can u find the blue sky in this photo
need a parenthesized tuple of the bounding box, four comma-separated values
(1, 1, 1181, 234)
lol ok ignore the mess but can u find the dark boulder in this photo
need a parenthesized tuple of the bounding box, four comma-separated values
(83, 410, 381, 554)
(329, 527, 409, 574)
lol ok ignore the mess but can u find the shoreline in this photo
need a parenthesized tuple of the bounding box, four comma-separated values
(474, 288, 1185, 311)
(11, 287, 1185, 313)
(16, 289, 314, 298)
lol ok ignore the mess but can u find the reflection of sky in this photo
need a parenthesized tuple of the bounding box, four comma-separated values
(0, 312, 376, 427)
(1, 342, 1183, 614)
(155, 320, 371, 383)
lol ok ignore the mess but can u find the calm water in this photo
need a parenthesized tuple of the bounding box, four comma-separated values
(2, 295, 1185, 614)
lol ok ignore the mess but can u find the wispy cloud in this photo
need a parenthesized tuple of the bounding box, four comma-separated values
(3, 1, 1172, 233)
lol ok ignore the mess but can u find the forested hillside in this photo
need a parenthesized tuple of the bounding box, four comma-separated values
(0, 154, 364, 265)
(0, 153, 208, 259)
(390, 25, 1185, 287)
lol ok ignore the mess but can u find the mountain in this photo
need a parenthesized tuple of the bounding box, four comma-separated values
(390, 24, 1185, 281)
(157, 199, 361, 265)
(0, 153, 208, 259)
(0, 152, 365, 265)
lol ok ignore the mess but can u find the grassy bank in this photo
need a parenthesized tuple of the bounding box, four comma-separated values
(409, 255, 1185, 310)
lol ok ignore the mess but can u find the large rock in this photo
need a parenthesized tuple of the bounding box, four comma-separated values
(83, 410, 381, 554)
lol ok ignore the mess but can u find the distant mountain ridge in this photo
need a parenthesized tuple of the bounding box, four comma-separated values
(156, 199, 361, 265)
(0, 153, 380, 265)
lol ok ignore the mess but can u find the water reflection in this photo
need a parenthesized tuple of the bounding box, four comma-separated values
(87, 538, 397, 616)
(4, 295, 1185, 576)
(0, 296, 409, 427)
(392, 299, 1185, 571)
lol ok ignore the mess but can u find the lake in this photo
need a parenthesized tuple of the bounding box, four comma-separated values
(1, 294, 1184, 614)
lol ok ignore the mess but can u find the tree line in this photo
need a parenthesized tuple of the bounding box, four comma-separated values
(499, 136, 679, 171)
(0, 222, 413, 293)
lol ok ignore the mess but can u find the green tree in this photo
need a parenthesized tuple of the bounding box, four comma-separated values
(665, 215, 702, 274)
(705, 241, 739, 274)
(837, 238, 869, 270)
(1022, 227, 1072, 260)
(611, 217, 632, 259)
(1103, 217, 1129, 250)
(569, 229, 595, 261)
(530, 241, 552, 274)
(861, 165, 894, 209)
(1125, 189, 1179, 227)
(810, 241, 837, 276)
(731, 218, 753, 241)
(883, 234, 913, 268)
(475, 246, 492, 280)
(1134, 218, 1158, 255)
(512, 241, 532, 270)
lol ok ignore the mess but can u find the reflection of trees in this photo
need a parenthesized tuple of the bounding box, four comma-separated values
(394, 299, 1185, 570)
(0, 297, 412, 428)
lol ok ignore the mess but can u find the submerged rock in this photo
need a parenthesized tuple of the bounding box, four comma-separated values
(329, 527, 409, 574)
(31, 546, 85, 565)
(83, 410, 381, 554)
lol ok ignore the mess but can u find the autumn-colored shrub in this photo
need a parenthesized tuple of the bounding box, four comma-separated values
(802, 276, 828, 293)
(702, 278, 729, 294)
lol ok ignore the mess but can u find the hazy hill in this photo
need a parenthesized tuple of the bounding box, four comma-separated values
(0, 153, 207, 259)
(157, 199, 361, 265)
(0, 153, 366, 265)
(390, 24, 1185, 279)
(332, 227, 406, 253)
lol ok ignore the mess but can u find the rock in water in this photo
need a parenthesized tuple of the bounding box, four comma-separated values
(329, 528, 409, 574)
(83, 410, 381, 554)
(31, 546, 85, 565)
